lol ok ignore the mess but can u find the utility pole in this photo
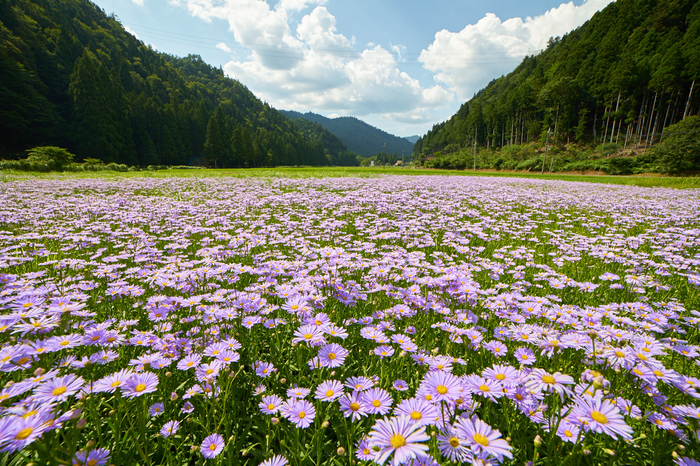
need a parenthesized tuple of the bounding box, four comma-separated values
(541, 128, 551, 174)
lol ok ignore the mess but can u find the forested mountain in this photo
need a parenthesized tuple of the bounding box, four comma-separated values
(284, 118, 360, 166)
(281, 111, 415, 157)
(0, 0, 328, 167)
(414, 0, 700, 172)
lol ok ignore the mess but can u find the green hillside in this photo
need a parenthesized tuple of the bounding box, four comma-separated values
(415, 0, 700, 174)
(0, 0, 329, 167)
(281, 110, 415, 157)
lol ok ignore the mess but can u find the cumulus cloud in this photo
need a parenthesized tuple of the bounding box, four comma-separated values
(123, 24, 140, 40)
(131, 0, 145, 5)
(419, 0, 614, 100)
(216, 42, 232, 53)
(172, 0, 452, 126)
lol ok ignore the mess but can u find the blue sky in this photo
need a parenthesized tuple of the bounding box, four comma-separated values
(93, 0, 614, 137)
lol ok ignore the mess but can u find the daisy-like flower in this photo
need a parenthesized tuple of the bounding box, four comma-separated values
(72, 448, 110, 466)
(437, 425, 471, 462)
(260, 394, 284, 414)
(455, 416, 513, 462)
(393, 379, 409, 391)
(345, 376, 374, 392)
(285, 399, 316, 428)
(160, 420, 180, 438)
(356, 436, 376, 461)
(572, 394, 633, 440)
(315, 380, 344, 402)
(394, 398, 438, 427)
(149, 402, 165, 417)
(318, 343, 349, 368)
(176, 354, 201, 371)
(525, 369, 574, 401)
(368, 415, 430, 466)
(362, 388, 393, 415)
(201, 433, 225, 459)
(339, 391, 369, 420)
(420, 371, 462, 404)
(291, 325, 326, 346)
(259, 455, 288, 466)
(32, 374, 84, 403)
(482, 364, 520, 387)
(286, 386, 310, 399)
(123, 372, 159, 398)
(0, 414, 47, 452)
(374, 345, 395, 358)
(483, 340, 508, 358)
(254, 361, 276, 378)
(463, 376, 504, 401)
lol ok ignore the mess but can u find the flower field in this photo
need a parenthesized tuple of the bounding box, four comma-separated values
(1, 174, 700, 466)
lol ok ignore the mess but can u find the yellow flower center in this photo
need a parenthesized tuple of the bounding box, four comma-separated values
(436, 385, 448, 395)
(15, 427, 33, 440)
(372, 400, 381, 407)
(541, 375, 556, 384)
(209, 443, 218, 451)
(496, 374, 506, 380)
(615, 351, 625, 358)
(111, 380, 121, 388)
(350, 402, 360, 411)
(410, 411, 422, 420)
(268, 404, 275, 411)
(590, 410, 608, 424)
(304, 333, 312, 339)
(479, 384, 491, 392)
(473, 433, 489, 446)
(298, 411, 306, 419)
(328, 353, 336, 360)
(52, 386, 67, 397)
(390, 434, 406, 448)
(449, 437, 460, 448)
(135, 383, 146, 392)
(325, 390, 334, 398)
(564, 430, 573, 438)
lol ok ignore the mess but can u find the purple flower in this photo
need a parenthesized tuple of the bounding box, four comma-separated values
(149, 402, 165, 417)
(201, 433, 225, 459)
(454, 416, 513, 462)
(72, 448, 111, 466)
(315, 380, 344, 401)
(32, 374, 84, 403)
(317, 343, 349, 368)
(392, 379, 409, 391)
(123, 372, 159, 398)
(285, 399, 316, 428)
(339, 391, 369, 421)
(572, 394, 633, 440)
(362, 388, 393, 415)
(160, 420, 180, 438)
(259, 454, 288, 466)
(260, 395, 284, 414)
(254, 361, 276, 378)
(368, 416, 430, 466)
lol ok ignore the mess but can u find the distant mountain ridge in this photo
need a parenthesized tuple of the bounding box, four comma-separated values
(404, 135, 420, 144)
(280, 111, 414, 157)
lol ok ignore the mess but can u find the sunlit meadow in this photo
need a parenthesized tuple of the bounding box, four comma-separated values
(1, 174, 700, 466)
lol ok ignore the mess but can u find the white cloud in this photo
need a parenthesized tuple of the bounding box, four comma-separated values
(123, 24, 140, 40)
(131, 0, 145, 5)
(172, 0, 452, 127)
(216, 42, 232, 53)
(419, 0, 614, 100)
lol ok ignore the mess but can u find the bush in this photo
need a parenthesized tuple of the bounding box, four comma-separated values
(652, 116, 700, 174)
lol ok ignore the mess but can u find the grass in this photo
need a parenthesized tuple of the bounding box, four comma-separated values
(2, 166, 699, 188)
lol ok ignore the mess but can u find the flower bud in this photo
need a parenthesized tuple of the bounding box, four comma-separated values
(34, 367, 45, 377)
(337, 447, 345, 456)
(322, 421, 329, 428)
(85, 440, 95, 449)
(582, 449, 591, 455)
(70, 409, 82, 420)
(271, 417, 280, 425)
(171, 392, 179, 401)
(330, 371, 336, 376)
(165, 371, 172, 378)
(280, 378, 286, 384)
(76, 418, 87, 429)
(592, 375, 605, 390)
(533, 435, 542, 448)
(603, 449, 615, 456)
(191, 445, 199, 452)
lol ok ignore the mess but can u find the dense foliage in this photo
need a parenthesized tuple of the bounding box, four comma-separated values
(281, 111, 415, 158)
(0, 0, 329, 167)
(415, 0, 700, 174)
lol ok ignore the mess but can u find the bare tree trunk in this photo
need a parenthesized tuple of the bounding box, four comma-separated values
(624, 123, 631, 150)
(592, 107, 597, 141)
(554, 102, 560, 143)
(601, 106, 609, 144)
(634, 93, 646, 150)
(684, 78, 695, 120)
(645, 91, 658, 149)
(660, 91, 674, 142)
(610, 91, 621, 143)
(510, 116, 514, 146)
(648, 91, 662, 148)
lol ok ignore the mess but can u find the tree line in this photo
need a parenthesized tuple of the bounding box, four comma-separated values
(0, 0, 332, 167)
(414, 0, 700, 172)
